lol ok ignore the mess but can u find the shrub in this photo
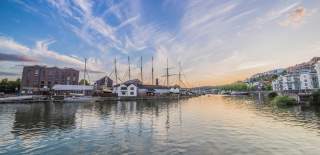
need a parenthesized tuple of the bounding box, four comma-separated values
(272, 96, 297, 107)
(310, 90, 320, 105)
(268, 92, 278, 99)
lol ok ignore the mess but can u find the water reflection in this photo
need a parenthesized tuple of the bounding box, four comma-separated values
(222, 95, 320, 132)
(12, 103, 77, 136)
(1, 96, 320, 154)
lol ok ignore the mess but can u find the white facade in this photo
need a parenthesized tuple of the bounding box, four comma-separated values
(116, 84, 138, 97)
(272, 74, 300, 91)
(52, 84, 94, 95)
(170, 88, 180, 94)
(272, 79, 282, 91)
(272, 70, 319, 91)
(52, 84, 93, 91)
(299, 73, 314, 90)
(315, 63, 320, 87)
(281, 75, 298, 90)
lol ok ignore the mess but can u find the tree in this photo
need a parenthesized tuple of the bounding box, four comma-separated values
(0, 78, 21, 94)
(217, 81, 249, 91)
(79, 79, 89, 85)
(310, 90, 320, 105)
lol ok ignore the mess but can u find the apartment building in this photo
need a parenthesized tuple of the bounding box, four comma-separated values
(21, 65, 79, 94)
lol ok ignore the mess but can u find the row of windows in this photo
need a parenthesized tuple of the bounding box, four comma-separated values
(121, 91, 135, 95)
(120, 87, 135, 90)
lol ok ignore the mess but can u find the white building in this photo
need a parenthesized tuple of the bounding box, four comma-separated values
(315, 62, 320, 87)
(170, 87, 180, 94)
(115, 84, 138, 97)
(113, 79, 181, 97)
(299, 72, 318, 90)
(272, 79, 282, 91)
(281, 74, 300, 91)
(272, 69, 319, 91)
(52, 84, 94, 95)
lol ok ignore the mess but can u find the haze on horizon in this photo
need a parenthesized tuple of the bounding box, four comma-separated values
(0, 0, 319, 87)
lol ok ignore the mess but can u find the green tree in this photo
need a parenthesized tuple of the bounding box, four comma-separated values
(310, 90, 320, 105)
(79, 79, 89, 85)
(217, 81, 249, 91)
(272, 96, 297, 107)
(0, 78, 20, 94)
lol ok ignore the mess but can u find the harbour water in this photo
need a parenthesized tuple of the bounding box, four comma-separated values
(1, 95, 320, 155)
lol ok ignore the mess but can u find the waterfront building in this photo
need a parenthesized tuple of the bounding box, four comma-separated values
(299, 71, 319, 90)
(272, 79, 282, 91)
(21, 65, 79, 94)
(116, 84, 138, 97)
(315, 62, 320, 87)
(94, 76, 113, 93)
(52, 84, 93, 96)
(272, 68, 319, 91)
(113, 79, 141, 97)
(113, 79, 179, 97)
(281, 74, 300, 91)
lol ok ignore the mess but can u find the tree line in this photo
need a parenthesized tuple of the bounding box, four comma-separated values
(0, 78, 21, 94)
(216, 81, 272, 91)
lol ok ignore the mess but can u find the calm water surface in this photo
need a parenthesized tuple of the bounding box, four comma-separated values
(1, 95, 320, 155)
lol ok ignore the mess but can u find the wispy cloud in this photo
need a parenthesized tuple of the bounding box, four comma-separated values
(0, 71, 20, 76)
(279, 6, 316, 27)
(0, 36, 103, 76)
(7, 0, 320, 85)
(46, 0, 144, 54)
(0, 53, 36, 62)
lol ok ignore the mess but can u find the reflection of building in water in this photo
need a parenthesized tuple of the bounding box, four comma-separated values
(116, 101, 137, 115)
(11, 103, 78, 137)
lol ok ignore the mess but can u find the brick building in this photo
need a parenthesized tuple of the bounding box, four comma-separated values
(21, 65, 79, 94)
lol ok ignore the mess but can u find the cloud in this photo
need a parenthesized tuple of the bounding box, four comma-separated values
(78, 68, 105, 74)
(0, 71, 20, 76)
(0, 36, 105, 76)
(0, 36, 30, 55)
(279, 7, 310, 27)
(0, 53, 36, 62)
(10, 0, 320, 86)
(32, 39, 83, 66)
(45, 0, 144, 54)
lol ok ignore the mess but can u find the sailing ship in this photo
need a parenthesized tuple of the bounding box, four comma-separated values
(64, 58, 95, 102)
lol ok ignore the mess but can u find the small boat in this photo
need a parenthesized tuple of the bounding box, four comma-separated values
(64, 93, 95, 102)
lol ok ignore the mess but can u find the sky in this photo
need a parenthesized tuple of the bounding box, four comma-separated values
(0, 0, 320, 87)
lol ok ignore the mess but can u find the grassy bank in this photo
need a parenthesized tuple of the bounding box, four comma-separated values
(271, 96, 297, 107)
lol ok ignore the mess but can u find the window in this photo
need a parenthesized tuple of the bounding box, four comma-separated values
(130, 87, 134, 90)
(130, 92, 134, 95)
(34, 69, 39, 76)
(120, 86, 127, 90)
(122, 92, 126, 95)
